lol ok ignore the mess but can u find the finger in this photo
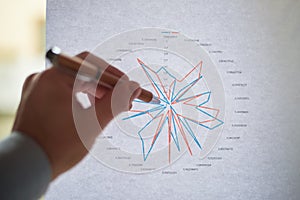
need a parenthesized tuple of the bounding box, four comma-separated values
(110, 81, 141, 115)
(93, 90, 114, 129)
(72, 99, 103, 146)
(91, 80, 130, 128)
(128, 82, 142, 110)
(41, 67, 76, 87)
(22, 73, 38, 91)
(73, 81, 108, 99)
(13, 73, 39, 131)
(75, 51, 90, 60)
(75, 52, 130, 103)
(129, 81, 142, 103)
(86, 87, 109, 106)
(75, 51, 129, 80)
(75, 80, 141, 131)
(85, 84, 109, 99)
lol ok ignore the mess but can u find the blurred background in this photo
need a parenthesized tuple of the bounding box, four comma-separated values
(0, 0, 46, 139)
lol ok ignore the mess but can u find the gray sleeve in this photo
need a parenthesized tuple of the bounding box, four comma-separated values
(0, 131, 52, 200)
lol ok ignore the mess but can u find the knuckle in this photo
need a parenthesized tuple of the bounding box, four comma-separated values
(76, 51, 90, 59)
(39, 69, 53, 81)
(129, 81, 140, 90)
(131, 81, 140, 87)
(119, 74, 129, 81)
(23, 73, 38, 89)
(37, 68, 61, 85)
(25, 73, 37, 83)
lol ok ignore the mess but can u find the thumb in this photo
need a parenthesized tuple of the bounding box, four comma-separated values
(112, 81, 141, 113)
(93, 81, 141, 129)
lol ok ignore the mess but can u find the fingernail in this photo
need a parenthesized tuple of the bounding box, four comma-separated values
(132, 88, 142, 99)
(129, 82, 139, 90)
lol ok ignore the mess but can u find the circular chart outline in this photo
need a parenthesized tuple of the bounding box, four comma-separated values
(72, 27, 225, 173)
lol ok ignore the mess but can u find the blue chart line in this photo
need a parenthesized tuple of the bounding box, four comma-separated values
(122, 58, 224, 162)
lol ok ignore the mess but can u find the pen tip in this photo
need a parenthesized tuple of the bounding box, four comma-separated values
(150, 96, 161, 104)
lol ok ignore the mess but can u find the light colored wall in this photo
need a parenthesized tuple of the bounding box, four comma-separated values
(0, 0, 46, 139)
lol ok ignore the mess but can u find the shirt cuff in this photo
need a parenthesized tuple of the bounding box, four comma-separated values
(0, 131, 52, 200)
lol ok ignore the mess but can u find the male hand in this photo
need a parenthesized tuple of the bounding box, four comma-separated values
(12, 52, 141, 179)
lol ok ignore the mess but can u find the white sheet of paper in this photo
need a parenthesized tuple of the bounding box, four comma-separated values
(45, 1, 300, 199)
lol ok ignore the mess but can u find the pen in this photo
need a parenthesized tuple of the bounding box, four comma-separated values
(46, 47, 161, 104)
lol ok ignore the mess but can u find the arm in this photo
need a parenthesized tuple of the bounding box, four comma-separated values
(0, 131, 51, 200)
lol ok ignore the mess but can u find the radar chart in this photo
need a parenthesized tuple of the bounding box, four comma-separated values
(74, 28, 225, 173)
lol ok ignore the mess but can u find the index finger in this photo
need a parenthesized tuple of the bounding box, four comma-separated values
(76, 51, 128, 80)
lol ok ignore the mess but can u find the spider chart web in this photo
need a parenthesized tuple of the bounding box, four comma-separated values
(75, 28, 225, 173)
(119, 55, 224, 163)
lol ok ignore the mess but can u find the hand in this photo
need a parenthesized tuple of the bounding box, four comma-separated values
(12, 52, 141, 179)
